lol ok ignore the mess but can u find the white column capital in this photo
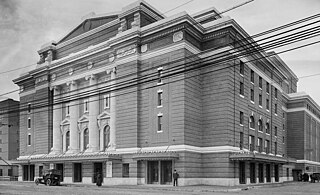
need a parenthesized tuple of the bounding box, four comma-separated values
(50, 85, 60, 93)
(106, 67, 117, 75)
(85, 74, 96, 81)
(66, 80, 77, 87)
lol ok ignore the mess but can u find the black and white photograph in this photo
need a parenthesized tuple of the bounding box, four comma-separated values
(0, 0, 320, 194)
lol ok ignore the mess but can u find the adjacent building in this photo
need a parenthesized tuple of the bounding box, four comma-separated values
(12, 0, 320, 186)
(0, 98, 19, 179)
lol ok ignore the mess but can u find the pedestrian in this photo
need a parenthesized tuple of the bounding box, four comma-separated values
(173, 169, 179, 186)
(96, 173, 102, 187)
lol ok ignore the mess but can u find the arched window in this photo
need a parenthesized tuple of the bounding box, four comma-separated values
(249, 116, 255, 129)
(104, 125, 110, 149)
(258, 119, 263, 132)
(266, 123, 270, 134)
(83, 129, 89, 150)
(66, 131, 70, 150)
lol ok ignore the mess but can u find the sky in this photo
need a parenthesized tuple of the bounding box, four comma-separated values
(0, 0, 319, 103)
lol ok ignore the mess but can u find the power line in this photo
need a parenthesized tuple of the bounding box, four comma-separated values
(0, 12, 319, 115)
(2, 29, 319, 119)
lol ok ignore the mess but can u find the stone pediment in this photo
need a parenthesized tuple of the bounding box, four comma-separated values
(78, 115, 89, 123)
(97, 111, 110, 129)
(60, 118, 70, 126)
(58, 14, 118, 44)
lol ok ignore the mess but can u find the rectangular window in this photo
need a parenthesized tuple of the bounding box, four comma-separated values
(257, 138, 263, 152)
(157, 115, 162, 132)
(8, 169, 12, 176)
(157, 67, 163, 84)
(275, 142, 278, 154)
(283, 136, 285, 144)
(283, 124, 285, 130)
(0, 139, 2, 144)
(240, 111, 244, 125)
(28, 134, 31, 146)
(84, 99, 89, 112)
(104, 94, 110, 109)
(275, 126, 278, 136)
(250, 70, 254, 83)
(265, 140, 270, 153)
(122, 164, 129, 178)
(275, 88, 278, 99)
(240, 82, 244, 96)
(240, 61, 244, 75)
(259, 94, 262, 106)
(266, 82, 270, 94)
(240, 132, 244, 149)
(0, 169, 2, 176)
(28, 118, 31, 129)
(266, 98, 270, 110)
(0, 148, 1, 152)
(66, 102, 70, 116)
(28, 103, 31, 113)
(275, 103, 278, 114)
(250, 89, 254, 102)
(158, 91, 163, 106)
(249, 135, 255, 151)
(259, 77, 262, 89)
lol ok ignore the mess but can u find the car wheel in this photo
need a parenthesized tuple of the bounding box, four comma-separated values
(46, 179, 52, 186)
(35, 179, 39, 185)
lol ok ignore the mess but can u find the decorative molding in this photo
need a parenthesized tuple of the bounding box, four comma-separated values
(35, 75, 48, 85)
(116, 45, 137, 58)
(97, 111, 110, 129)
(60, 118, 70, 135)
(78, 115, 89, 132)
(141, 44, 148, 53)
(51, 73, 57, 81)
(68, 68, 74, 75)
(173, 31, 183, 42)
(109, 54, 115, 62)
(87, 61, 94, 69)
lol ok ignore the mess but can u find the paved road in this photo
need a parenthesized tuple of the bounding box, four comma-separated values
(1, 181, 320, 195)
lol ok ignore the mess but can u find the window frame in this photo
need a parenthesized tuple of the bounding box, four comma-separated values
(104, 94, 110, 109)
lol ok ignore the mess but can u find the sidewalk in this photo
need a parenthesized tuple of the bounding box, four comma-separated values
(62, 181, 298, 193)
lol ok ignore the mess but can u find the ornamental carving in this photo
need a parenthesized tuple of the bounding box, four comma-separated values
(109, 54, 115, 62)
(51, 73, 57, 81)
(116, 45, 137, 58)
(68, 68, 74, 75)
(173, 31, 183, 42)
(35, 75, 48, 85)
(141, 44, 148, 53)
(87, 61, 94, 69)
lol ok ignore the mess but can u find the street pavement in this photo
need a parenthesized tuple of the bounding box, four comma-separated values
(1, 181, 320, 195)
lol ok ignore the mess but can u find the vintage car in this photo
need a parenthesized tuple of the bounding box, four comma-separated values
(310, 172, 320, 183)
(35, 169, 62, 186)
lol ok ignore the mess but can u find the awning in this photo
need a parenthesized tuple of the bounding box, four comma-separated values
(132, 151, 179, 161)
(14, 152, 122, 164)
(229, 151, 290, 164)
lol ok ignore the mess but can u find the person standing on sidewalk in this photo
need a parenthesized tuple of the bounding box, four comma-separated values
(173, 170, 179, 186)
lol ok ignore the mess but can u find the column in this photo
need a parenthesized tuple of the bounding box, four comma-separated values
(67, 81, 79, 153)
(109, 67, 117, 149)
(86, 74, 99, 152)
(51, 86, 62, 154)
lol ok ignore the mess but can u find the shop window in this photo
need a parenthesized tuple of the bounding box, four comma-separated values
(122, 164, 129, 178)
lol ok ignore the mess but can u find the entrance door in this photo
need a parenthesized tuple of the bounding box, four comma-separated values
(266, 164, 271, 182)
(147, 161, 159, 184)
(160, 161, 172, 184)
(73, 163, 82, 182)
(93, 162, 103, 183)
(258, 163, 264, 183)
(239, 161, 246, 184)
(274, 164, 279, 182)
(23, 165, 28, 181)
(56, 164, 64, 182)
(250, 163, 256, 183)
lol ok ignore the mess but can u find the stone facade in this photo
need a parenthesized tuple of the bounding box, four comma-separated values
(12, 0, 316, 186)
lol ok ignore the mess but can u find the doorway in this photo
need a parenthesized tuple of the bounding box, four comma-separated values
(23, 164, 35, 181)
(250, 163, 256, 183)
(274, 164, 279, 182)
(258, 163, 264, 183)
(266, 164, 271, 182)
(239, 161, 246, 184)
(73, 163, 82, 182)
(147, 160, 173, 185)
(93, 162, 103, 183)
(55, 163, 64, 182)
